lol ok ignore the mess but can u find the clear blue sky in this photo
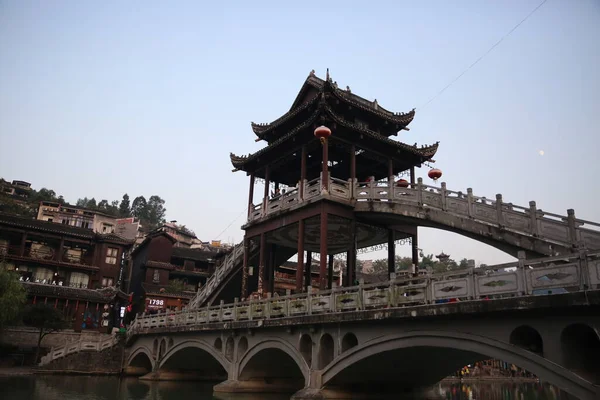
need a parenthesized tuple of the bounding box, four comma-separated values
(1, 0, 598, 265)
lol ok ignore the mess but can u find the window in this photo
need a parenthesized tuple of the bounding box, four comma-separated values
(102, 224, 114, 233)
(153, 269, 160, 283)
(101, 277, 114, 287)
(69, 272, 89, 288)
(47, 218, 53, 223)
(105, 247, 118, 264)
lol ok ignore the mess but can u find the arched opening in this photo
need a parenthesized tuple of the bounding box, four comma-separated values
(214, 337, 222, 352)
(322, 332, 595, 400)
(168, 338, 174, 350)
(561, 323, 600, 382)
(225, 337, 235, 361)
(510, 325, 543, 355)
(152, 339, 158, 357)
(318, 334, 334, 369)
(341, 333, 358, 353)
(159, 339, 166, 359)
(160, 346, 227, 381)
(299, 334, 312, 368)
(237, 336, 248, 360)
(239, 347, 305, 392)
(126, 352, 153, 376)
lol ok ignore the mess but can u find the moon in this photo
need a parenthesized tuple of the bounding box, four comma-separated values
(539, 150, 544, 156)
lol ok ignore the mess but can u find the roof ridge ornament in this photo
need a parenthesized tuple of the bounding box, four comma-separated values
(326, 68, 330, 81)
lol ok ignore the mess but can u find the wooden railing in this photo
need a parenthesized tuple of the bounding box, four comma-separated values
(246, 176, 600, 251)
(38, 335, 118, 366)
(0, 244, 94, 267)
(129, 251, 600, 336)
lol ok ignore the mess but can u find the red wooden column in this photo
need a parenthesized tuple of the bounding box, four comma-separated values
(257, 233, 266, 295)
(262, 166, 270, 212)
(247, 173, 255, 219)
(268, 244, 277, 294)
(304, 251, 312, 291)
(388, 230, 395, 275)
(241, 237, 250, 299)
(388, 159, 394, 199)
(299, 145, 307, 200)
(322, 140, 329, 192)
(295, 220, 305, 293)
(346, 220, 357, 286)
(319, 208, 328, 290)
(350, 144, 356, 199)
(412, 231, 419, 275)
(327, 254, 334, 289)
(410, 166, 416, 186)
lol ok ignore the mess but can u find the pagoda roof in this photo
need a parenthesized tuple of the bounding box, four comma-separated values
(251, 71, 415, 141)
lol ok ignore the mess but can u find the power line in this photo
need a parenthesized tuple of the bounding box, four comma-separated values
(419, 0, 548, 110)
(214, 207, 247, 240)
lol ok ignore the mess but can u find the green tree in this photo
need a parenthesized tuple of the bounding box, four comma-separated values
(131, 196, 148, 221)
(0, 264, 26, 330)
(119, 194, 131, 217)
(146, 195, 167, 229)
(22, 304, 68, 363)
(165, 279, 185, 293)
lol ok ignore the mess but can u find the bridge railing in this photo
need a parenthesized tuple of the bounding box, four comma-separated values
(39, 334, 118, 366)
(128, 251, 600, 336)
(246, 176, 600, 251)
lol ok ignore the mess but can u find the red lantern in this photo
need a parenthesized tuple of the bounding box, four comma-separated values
(396, 179, 409, 188)
(428, 168, 442, 181)
(314, 125, 332, 144)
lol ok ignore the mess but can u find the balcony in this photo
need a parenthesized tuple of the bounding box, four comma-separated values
(0, 244, 98, 271)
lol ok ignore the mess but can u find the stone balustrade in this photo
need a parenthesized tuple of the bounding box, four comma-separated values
(129, 250, 600, 337)
(39, 334, 118, 366)
(189, 176, 600, 311)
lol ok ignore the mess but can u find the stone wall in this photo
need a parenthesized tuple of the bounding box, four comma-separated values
(38, 340, 125, 374)
(0, 327, 112, 350)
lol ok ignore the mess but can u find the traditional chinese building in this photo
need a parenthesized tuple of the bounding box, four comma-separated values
(0, 213, 133, 331)
(230, 70, 439, 298)
(128, 231, 230, 313)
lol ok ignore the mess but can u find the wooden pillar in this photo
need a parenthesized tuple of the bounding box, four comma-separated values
(241, 238, 249, 299)
(388, 159, 394, 184)
(350, 144, 356, 199)
(412, 232, 419, 275)
(388, 230, 395, 275)
(327, 254, 334, 289)
(56, 237, 65, 262)
(305, 251, 312, 291)
(247, 173, 255, 219)
(295, 220, 305, 293)
(19, 233, 27, 256)
(268, 244, 277, 294)
(410, 166, 416, 186)
(262, 166, 270, 210)
(258, 233, 266, 294)
(347, 220, 357, 286)
(319, 209, 328, 290)
(299, 145, 307, 200)
(322, 137, 329, 191)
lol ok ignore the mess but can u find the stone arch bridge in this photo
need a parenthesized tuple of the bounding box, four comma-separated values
(126, 251, 600, 399)
(189, 178, 600, 308)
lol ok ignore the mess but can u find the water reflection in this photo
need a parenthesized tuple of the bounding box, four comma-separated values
(436, 381, 579, 400)
(0, 376, 579, 400)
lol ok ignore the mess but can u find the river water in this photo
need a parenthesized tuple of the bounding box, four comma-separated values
(0, 376, 578, 400)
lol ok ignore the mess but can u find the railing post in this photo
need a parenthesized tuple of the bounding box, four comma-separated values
(578, 246, 589, 290)
(248, 297, 254, 321)
(517, 251, 527, 295)
(466, 188, 473, 217)
(440, 182, 447, 211)
(358, 279, 364, 311)
(388, 274, 395, 308)
(529, 201, 539, 237)
(566, 209, 579, 248)
(417, 178, 423, 206)
(285, 289, 291, 318)
(219, 300, 224, 322)
(233, 298, 238, 321)
(307, 290, 312, 316)
(496, 194, 505, 227)
(266, 293, 272, 319)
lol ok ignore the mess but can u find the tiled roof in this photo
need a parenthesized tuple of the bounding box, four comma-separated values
(0, 213, 94, 239)
(23, 282, 121, 302)
(171, 246, 221, 262)
(141, 283, 195, 299)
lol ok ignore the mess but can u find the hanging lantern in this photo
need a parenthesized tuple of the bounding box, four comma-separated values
(396, 179, 409, 188)
(428, 168, 442, 181)
(314, 125, 332, 145)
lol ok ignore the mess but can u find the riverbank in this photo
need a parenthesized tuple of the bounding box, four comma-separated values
(0, 367, 35, 376)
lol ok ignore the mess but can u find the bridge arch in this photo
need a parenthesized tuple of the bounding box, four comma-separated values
(125, 346, 154, 376)
(560, 323, 600, 382)
(321, 330, 597, 400)
(238, 337, 309, 385)
(158, 339, 229, 380)
(509, 325, 543, 356)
